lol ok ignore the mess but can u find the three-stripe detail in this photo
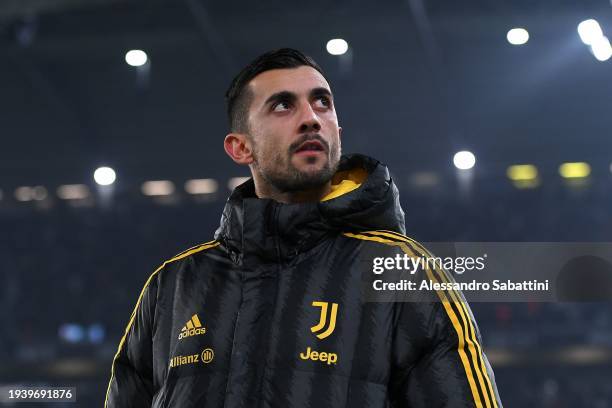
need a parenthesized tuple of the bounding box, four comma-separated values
(182, 314, 203, 332)
(343, 230, 498, 408)
(104, 239, 220, 408)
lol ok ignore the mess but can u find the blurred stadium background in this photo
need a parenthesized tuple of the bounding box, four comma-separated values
(1, 0, 612, 406)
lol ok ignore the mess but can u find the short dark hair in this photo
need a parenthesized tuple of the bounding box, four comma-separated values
(225, 48, 325, 134)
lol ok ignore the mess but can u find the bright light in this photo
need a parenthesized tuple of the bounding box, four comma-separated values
(507, 28, 529, 45)
(228, 177, 250, 191)
(507, 164, 538, 181)
(591, 36, 612, 61)
(125, 49, 148, 67)
(141, 180, 175, 196)
(14, 187, 34, 202)
(577, 19, 603, 45)
(32, 186, 47, 201)
(94, 167, 116, 186)
(57, 184, 90, 200)
(559, 162, 591, 179)
(453, 151, 476, 170)
(14, 186, 46, 201)
(326, 39, 349, 56)
(185, 179, 218, 194)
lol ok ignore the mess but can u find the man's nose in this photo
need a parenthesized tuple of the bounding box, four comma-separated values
(298, 104, 321, 133)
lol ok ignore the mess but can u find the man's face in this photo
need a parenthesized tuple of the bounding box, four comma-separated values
(245, 66, 341, 193)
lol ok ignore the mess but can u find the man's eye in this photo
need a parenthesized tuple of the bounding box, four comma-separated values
(315, 96, 331, 108)
(272, 101, 291, 112)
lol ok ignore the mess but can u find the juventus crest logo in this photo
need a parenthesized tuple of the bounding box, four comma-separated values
(310, 301, 339, 340)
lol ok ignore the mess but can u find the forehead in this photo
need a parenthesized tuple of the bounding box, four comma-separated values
(248, 66, 331, 104)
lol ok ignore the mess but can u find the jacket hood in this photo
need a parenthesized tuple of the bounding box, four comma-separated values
(214, 154, 406, 266)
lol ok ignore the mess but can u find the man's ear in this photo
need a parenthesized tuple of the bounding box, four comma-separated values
(224, 133, 254, 165)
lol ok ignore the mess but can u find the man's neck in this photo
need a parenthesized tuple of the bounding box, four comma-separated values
(252, 177, 332, 204)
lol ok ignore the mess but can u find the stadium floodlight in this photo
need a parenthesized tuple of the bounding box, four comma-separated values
(577, 19, 603, 45)
(57, 184, 90, 200)
(453, 151, 476, 170)
(125, 49, 148, 67)
(94, 167, 116, 186)
(507, 164, 538, 181)
(141, 180, 175, 196)
(14, 186, 33, 202)
(185, 179, 218, 194)
(559, 162, 591, 179)
(32, 186, 48, 201)
(228, 177, 250, 191)
(507, 28, 529, 45)
(591, 36, 612, 61)
(326, 39, 349, 56)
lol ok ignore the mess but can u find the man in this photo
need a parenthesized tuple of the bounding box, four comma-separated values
(105, 48, 502, 407)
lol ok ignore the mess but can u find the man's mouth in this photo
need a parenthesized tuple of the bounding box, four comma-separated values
(294, 140, 326, 155)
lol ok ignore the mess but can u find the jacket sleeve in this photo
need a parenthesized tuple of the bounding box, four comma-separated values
(391, 300, 502, 407)
(389, 245, 503, 407)
(104, 271, 159, 408)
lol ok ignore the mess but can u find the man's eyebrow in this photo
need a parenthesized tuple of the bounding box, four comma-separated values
(263, 91, 296, 107)
(262, 87, 333, 107)
(310, 87, 332, 99)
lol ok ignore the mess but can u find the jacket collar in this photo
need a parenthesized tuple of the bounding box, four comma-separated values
(214, 154, 406, 267)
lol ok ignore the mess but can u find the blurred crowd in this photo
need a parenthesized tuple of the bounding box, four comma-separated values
(1, 174, 611, 406)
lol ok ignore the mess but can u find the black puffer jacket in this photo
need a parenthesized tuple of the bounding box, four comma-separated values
(105, 154, 502, 408)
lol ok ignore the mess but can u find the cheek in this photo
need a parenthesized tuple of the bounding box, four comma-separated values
(253, 137, 282, 162)
(251, 121, 293, 159)
(261, 132, 287, 154)
(323, 118, 340, 137)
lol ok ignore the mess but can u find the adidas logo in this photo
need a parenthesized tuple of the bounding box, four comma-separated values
(178, 314, 206, 340)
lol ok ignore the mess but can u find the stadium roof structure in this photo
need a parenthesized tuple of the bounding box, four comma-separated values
(1, 0, 611, 187)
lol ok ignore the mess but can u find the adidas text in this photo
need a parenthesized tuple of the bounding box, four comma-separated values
(179, 327, 206, 340)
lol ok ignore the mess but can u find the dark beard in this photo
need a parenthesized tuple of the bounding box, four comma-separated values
(259, 155, 339, 193)
(253, 134, 340, 193)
